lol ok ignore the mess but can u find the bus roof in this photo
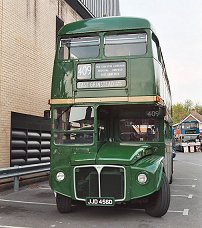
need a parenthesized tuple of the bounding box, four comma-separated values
(58, 17, 153, 36)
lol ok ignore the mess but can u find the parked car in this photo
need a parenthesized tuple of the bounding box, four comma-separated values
(172, 148, 176, 158)
(175, 142, 183, 152)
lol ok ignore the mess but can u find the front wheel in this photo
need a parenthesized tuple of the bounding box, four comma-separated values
(145, 172, 170, 217)
(56, 193, 72, 213)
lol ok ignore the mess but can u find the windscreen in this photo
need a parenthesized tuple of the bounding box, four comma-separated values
(182, 122, 198, 129)
(53, 106, 94, 144)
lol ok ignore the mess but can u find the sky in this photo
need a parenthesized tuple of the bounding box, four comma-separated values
(119, 0, 202, 105)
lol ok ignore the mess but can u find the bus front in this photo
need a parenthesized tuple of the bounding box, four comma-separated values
(49, 17, 172, 217)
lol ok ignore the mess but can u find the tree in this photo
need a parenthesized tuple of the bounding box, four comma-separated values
(172, 100, 202, 124)
(184, 99, 194, 113)
(195, 104, 202, 115)
(172, 103, 187, 124)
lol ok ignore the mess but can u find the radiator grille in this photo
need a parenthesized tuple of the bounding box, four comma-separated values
(74, 166, 125, 201)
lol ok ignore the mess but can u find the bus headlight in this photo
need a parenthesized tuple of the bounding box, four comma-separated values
(137, 173, 147, 184)
(56, 172, 65, 182)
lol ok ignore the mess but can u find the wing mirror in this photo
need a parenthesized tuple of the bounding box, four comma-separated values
(159, 107, 166, 117)
(44, 110, 51, 120)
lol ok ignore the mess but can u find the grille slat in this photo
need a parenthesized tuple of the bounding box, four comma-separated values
(75, 165, 125, 201)
(75, 167, 99, 198)
(101, 167, 124, 199)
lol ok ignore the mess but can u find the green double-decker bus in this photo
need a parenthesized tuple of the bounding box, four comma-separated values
(48, 17, 172, 217)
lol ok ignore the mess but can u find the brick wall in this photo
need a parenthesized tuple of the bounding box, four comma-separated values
(0, 0, 2, 118)
(0, 0, 82, 168)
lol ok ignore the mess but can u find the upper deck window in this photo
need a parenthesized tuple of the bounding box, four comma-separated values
(59, 36, 100, 60)
(104, 33, 147, 57)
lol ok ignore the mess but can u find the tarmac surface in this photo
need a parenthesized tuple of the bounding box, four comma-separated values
(0, 151, 202, 228)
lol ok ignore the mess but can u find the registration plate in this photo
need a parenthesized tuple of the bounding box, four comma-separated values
(86, 197, 115, 206)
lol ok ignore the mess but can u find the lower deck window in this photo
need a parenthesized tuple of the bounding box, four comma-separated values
(120, 118, 159, 142)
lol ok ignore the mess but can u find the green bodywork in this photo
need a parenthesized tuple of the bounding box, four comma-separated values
(49, 17, 172, 203)
(58, 17, 153, 36)
(50, 143, 164, 201)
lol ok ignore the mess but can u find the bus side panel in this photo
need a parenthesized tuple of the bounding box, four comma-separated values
(51, 61, 74, 99)
(129, 58, 156, 97)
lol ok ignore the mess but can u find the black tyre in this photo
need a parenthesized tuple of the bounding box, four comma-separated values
(145, 172, 170, 217)
(56, 193, 72, 213)
(169, 174, 173, 184)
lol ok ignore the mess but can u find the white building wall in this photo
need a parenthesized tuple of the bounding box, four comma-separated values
(0, 0, 82, 168)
